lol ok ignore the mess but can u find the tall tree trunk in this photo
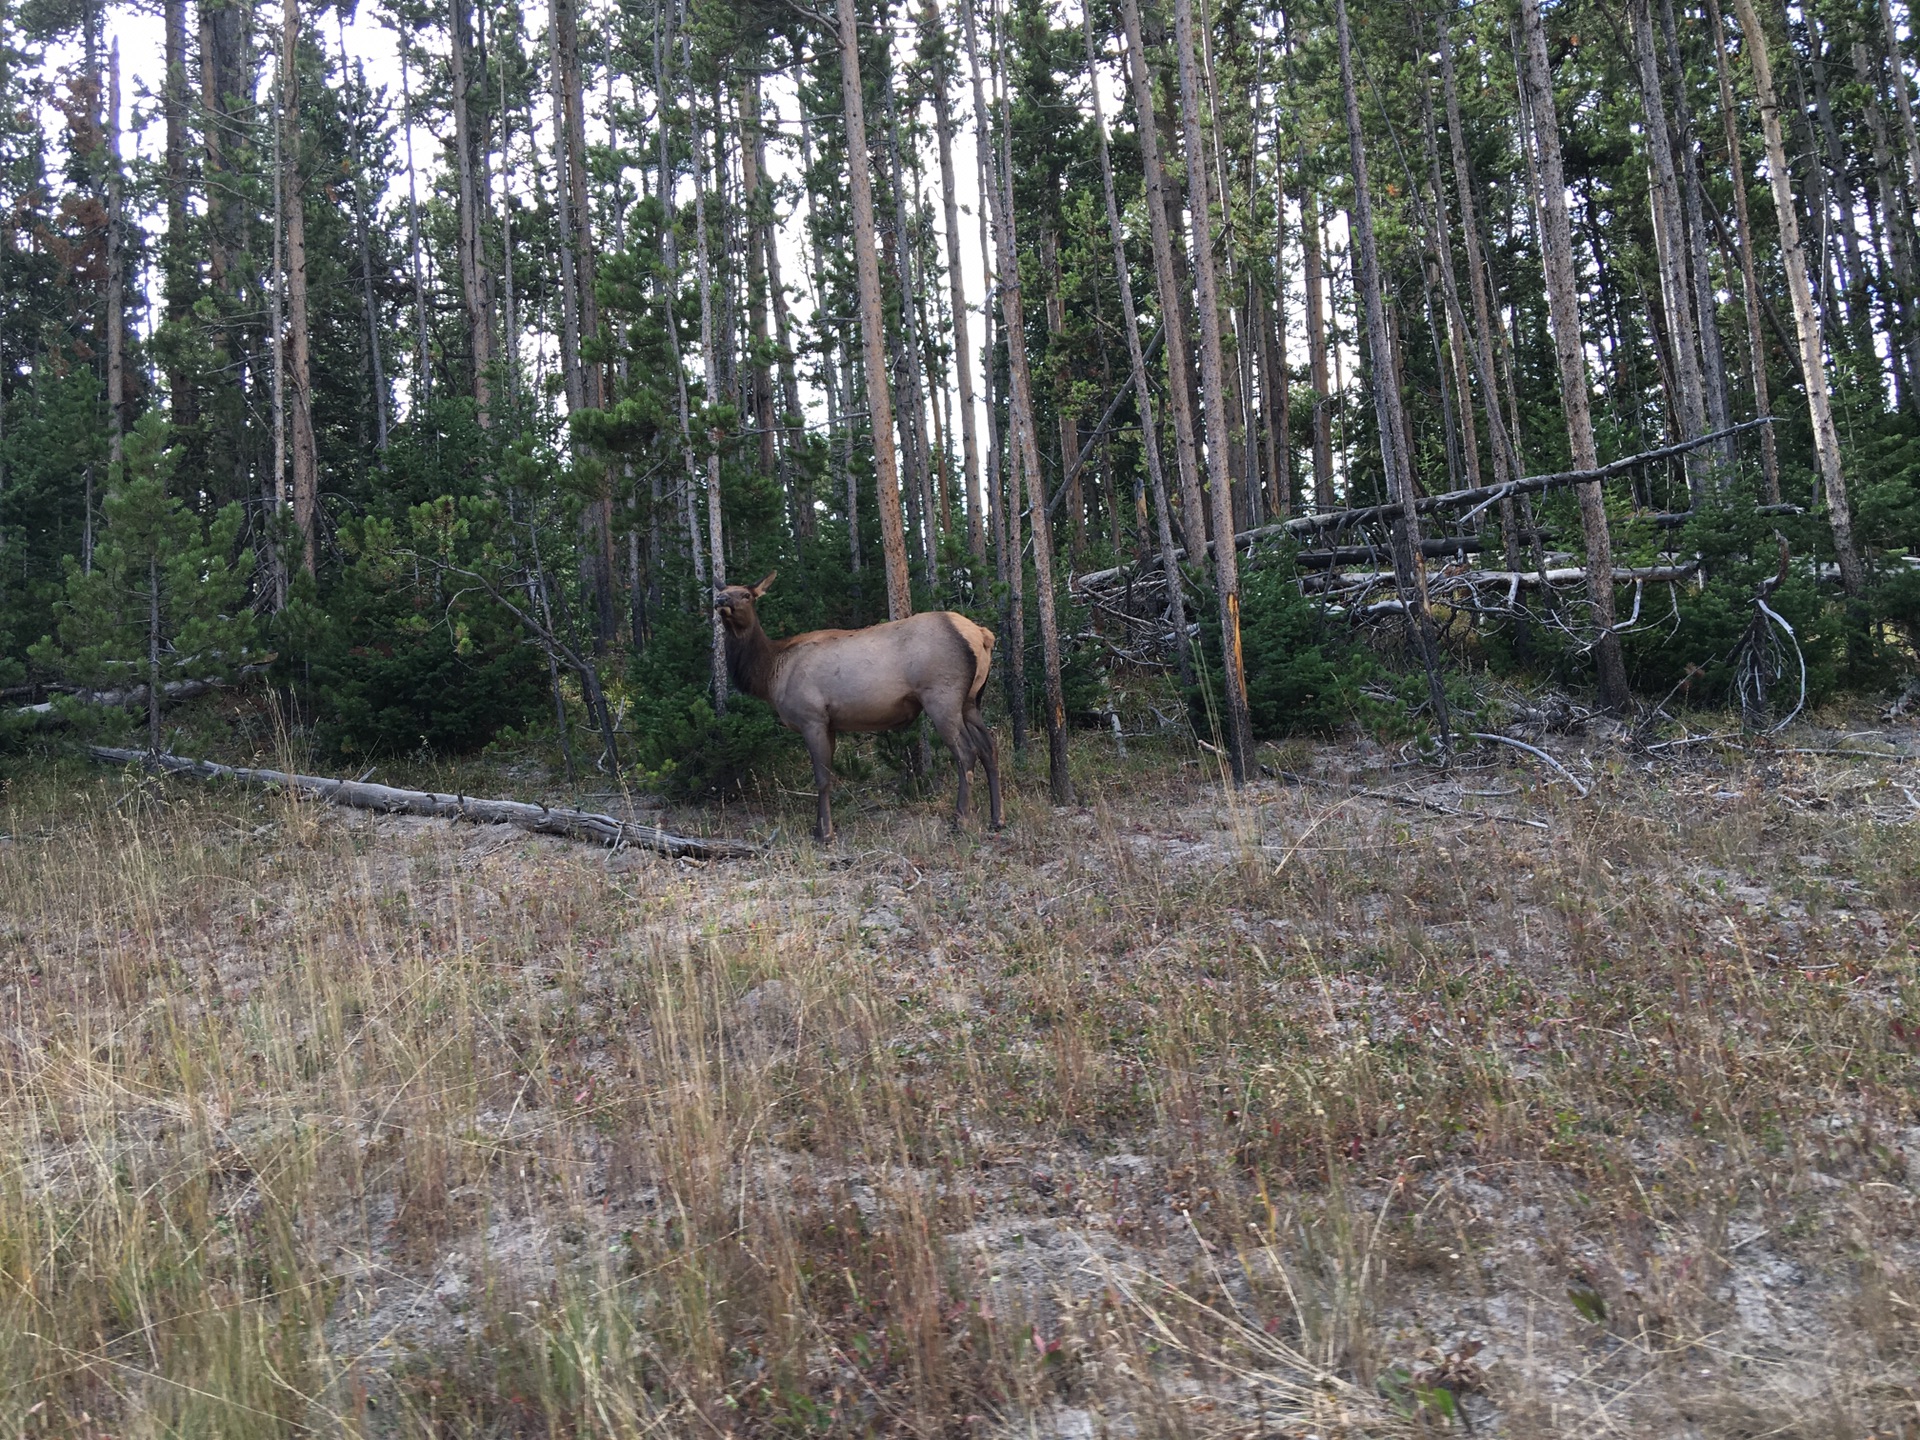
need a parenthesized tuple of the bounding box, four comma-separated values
(1632, 0, 1708, 502)
(1120, 0, 1208, 560)
(654, 7, 707, 610)
(1882, 0, 1920, 195)
(1301, 178, 1335, 508)
(1656, 0, 1734, 465)
(1173, 0, 1253, 781)
(105, 42, 124, 469)
(1806, 11, 1874, 351)
(881, 71, 939, 583)
(973, 99, 1027, 757)
(399, 45, 432, 408)
(551, 0, 613, 647)
(967, 0, 1069, 801)
(1706, 0, 1781, 501)
(1336, 0, 1450, 754)
(163, 0, 194, 442)
(1518, 0, 1630, 708)
(282, 0, 317, 579)
(692, 74, 729, 718)
(738, 73, 779, 480)
(775, 49, 813, 537)
(1087, 10, 1191, 687)
(1728, 0, 1865, 597)
(1040, 225, 1085, 560)
(449, 0, 493, 426)
(1858, 37, 1920, 414)
(338, 36, 389, 453)
(837, 0, 911, 620)
(925, 0, 986, 562)
(267, 56, 286, 605)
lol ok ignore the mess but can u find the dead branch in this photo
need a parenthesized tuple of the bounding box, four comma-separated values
(1267, 764, 1550, 829)
(87, 747, 763, 859)
(1074, 421, 1768, 591)
(1467, 731, 1591, 797)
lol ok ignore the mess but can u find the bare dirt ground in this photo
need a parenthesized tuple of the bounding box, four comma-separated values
(2, 712, 1917, 1437)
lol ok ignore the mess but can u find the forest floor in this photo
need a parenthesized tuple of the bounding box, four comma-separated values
(2, 699, 1918, 1438)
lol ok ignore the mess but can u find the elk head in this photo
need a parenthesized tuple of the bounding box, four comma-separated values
(713, 572, 777, 636)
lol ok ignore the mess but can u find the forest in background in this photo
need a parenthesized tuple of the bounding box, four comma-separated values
(4, 0, 1920, 791)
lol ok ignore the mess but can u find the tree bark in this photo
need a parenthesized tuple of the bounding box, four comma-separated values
(1037, 225, 1084, 561)
(1087, 10, 1191, 688)
(1656, 0, 1734, 465)
(1706, 0, 1781, 501)
(1882, 0, 1920, 195)
(973, 94, 1027, 756)
(282, 0, 317, 579)
(967, 0, 1069, 800)
(550, 0, 614, 647)
(925, 0, 986, 562)
(1120, 0, 1208, 560)
(1858, 36, 1920, 414)
(691, 71, 729, 718)
(105, 42, 125, 469)
(837, 0, 912, 620)
(90, 749, 762, 858)
(881, 70, 939, 582)
(1518, 0, 1630, 709)
(1631, 0, 1708, 502)
(1336, 0, 1450, 754)
(338, 35, 389, 454)
(1301, 178, 1335, 509)
(448, 0, 494, 426)
(1173, 0, 1253, 781)
(163, 0, 194, 442)
(1727, 0, 1865, 598)
(399, 44, 432, 409)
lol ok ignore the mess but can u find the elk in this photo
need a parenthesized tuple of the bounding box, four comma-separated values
(713, 574, 1003, 841)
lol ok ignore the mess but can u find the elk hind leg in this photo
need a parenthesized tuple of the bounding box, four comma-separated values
(803, 724, 837, 841)
(966, 708, 1002, 830)
(925, 699, 977, 826)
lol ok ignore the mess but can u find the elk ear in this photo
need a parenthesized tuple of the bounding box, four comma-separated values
(749, 571, 777, 598)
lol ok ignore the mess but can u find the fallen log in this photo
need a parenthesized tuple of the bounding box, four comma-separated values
(11, 679, 223, 727)
(86, 747, 763, 860)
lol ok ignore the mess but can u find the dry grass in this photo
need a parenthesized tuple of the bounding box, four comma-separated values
(2, 715, 1918, 1437)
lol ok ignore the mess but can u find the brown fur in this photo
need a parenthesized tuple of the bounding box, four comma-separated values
(714, 574, 1003, 840)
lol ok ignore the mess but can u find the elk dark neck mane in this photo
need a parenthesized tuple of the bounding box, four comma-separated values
(723, 611, 778, 701)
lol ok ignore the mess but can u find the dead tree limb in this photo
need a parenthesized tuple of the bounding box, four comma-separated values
(1269, 765, 1550, 829)
(1074, 420, 1771, 592)
(87, 747, 762, 859)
